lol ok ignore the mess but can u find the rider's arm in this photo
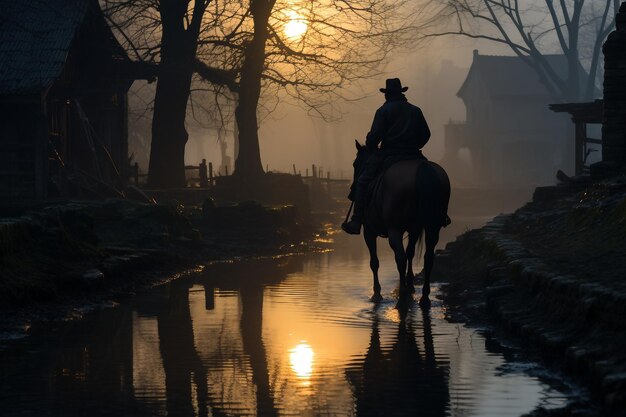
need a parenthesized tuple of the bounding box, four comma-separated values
(415, 108, 431, 148)
(365, 107, 386, 150)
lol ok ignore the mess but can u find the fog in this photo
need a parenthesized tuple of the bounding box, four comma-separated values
(129, 34, 585, 188)
(184, 38, 479, 174)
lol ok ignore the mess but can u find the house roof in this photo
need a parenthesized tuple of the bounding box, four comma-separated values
(457, 51, 594, 100)
(0, 0, 127, 96)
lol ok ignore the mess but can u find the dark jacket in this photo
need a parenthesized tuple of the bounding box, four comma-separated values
(365, 95, 430, 154)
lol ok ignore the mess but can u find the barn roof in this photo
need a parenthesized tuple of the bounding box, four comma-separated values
(457, 51, 595, 100)
(0, 0, 132, 96)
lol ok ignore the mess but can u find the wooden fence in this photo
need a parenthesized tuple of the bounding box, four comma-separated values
(130, 161, 349, 188)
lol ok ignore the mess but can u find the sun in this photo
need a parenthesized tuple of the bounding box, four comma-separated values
(283, 12, 308, 39)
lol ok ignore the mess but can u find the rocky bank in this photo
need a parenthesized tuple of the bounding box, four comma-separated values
(437, 176, 626, 417)
(0, 197, 320, 340)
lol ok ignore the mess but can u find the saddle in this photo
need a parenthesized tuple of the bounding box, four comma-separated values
(363, 157, 433, 238)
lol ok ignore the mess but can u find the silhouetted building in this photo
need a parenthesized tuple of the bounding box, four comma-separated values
(444, 50, 591, 186)
(601, 2, 626, 168)
(0, 0, 153, 200)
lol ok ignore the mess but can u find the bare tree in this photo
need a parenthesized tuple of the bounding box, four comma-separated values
(103, 0, 235, 188)
(197, 0, 413, 179)
(417, 0, 620, 102)
(105, 0, 414, 183)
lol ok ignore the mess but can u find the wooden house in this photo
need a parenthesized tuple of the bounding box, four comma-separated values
(0, 0, 153, 201)
(443, 50, 585, 186)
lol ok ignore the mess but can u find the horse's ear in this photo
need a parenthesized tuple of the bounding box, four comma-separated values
(355, 140, 363, 150)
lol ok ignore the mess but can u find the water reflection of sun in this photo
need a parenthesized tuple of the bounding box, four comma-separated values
(283, 11, 308, 39)
(289, 342, 314, 381)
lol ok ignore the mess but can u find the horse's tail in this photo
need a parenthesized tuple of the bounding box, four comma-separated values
(416, 224, 425, 265)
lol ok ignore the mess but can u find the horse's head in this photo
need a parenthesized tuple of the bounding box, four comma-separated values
(352, 140, 371, 183)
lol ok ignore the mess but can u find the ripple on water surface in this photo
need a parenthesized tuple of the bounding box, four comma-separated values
(0, 235, 572, 416)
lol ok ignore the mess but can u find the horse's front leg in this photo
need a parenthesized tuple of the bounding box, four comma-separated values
(388, 229, 410, 294)
(364, 227, 381, 301)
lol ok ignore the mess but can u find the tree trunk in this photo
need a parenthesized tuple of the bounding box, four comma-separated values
(233, 0, 276, 180)
(147, 1, 204, 188)
(148, 58, 194, 188)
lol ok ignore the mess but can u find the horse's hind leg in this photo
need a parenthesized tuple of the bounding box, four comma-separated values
(388, 229, 409, 293)
(364, 228, 381, 301)
(405, 230, 420, 284)
(421, 226, 441, 304)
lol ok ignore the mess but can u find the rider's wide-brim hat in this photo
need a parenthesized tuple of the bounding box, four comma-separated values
(380, 78, 408, 93)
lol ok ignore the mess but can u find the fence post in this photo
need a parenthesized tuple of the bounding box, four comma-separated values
(209, 162, 213, 185)
(312, 164, 317, 178)
(293, 164, 297, 175)
(133, 162, 139, 186)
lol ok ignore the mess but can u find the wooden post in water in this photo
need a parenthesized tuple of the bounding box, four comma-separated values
(209, 162, 213, 185)
(199, 159, 208, 187)
(225, 165, 229, 176)
(312, 164, 317, 178)
(204, 285, 215, 310)
(293, 164, 297, 175)
(306, 168, 309, 177)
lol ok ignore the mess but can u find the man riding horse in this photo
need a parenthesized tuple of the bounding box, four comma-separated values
(342, 78, 434, 235)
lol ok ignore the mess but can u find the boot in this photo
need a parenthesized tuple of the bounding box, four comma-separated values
(342, 187, 366, 235)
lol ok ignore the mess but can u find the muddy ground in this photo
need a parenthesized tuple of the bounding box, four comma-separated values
(0, 198, 330, 342)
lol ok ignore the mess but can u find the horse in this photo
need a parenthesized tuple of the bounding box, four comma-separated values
(351, 141, 451, 304)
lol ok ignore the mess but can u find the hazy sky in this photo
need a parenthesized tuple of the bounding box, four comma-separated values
(192, 36, 511, 177)
(128, 35, 514, 178)
(241, 39, 507, 176)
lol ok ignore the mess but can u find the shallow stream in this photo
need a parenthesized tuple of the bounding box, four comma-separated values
(0, 215, 577, 416)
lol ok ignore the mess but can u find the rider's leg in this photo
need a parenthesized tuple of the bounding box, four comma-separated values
(342, 178, 368, 234)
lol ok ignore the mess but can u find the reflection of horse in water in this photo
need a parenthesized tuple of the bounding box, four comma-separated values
(351, 143, 450, 303)
(346, 302, 449, 416)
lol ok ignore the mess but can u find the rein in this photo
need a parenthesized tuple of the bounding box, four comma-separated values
(344, 200, 354, 224)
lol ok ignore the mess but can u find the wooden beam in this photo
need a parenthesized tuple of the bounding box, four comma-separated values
(575, 121, 586, 175)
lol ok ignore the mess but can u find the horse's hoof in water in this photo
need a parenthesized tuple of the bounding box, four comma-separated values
(370, 292, 383, 303)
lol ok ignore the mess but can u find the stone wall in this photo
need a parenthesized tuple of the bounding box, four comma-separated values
(602, 2, 626, 165)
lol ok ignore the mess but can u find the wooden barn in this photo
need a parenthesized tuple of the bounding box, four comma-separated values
(0, 0, 152, 201)
(443, 50, 594, 186)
